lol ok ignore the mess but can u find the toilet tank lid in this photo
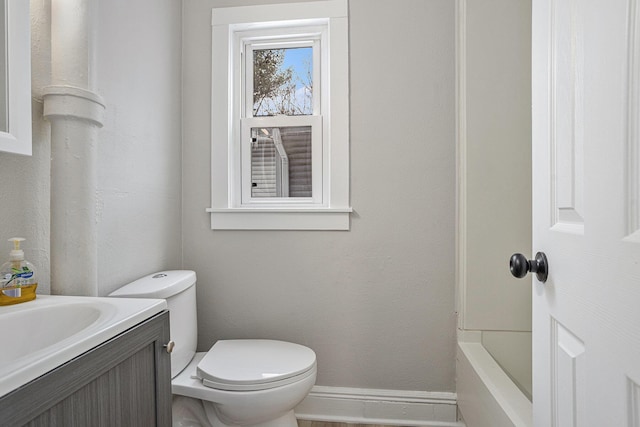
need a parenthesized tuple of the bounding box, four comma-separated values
(109, 270, 196, 299)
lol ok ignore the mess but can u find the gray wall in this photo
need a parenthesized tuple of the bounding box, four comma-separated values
(0, 0, 52, 294)
(95, 0, 183, 295)
(0, 0, 182, 297)
(182, 0, 457, 391)
(462, 0, 532, 332)
(0, 103, 50, 293)
(4, 0, 457, 394)
(459, 0, 532, 400)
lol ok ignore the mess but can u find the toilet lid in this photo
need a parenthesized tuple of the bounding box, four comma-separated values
(196, 339, 316, 391)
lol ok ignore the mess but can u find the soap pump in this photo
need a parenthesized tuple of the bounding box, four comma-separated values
(0, 238, 38, 305)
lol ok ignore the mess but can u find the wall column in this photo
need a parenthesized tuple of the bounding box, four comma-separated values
(43, 0, 104, 296)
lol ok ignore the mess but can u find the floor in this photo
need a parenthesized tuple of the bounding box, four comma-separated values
(297, 422, 396, 427)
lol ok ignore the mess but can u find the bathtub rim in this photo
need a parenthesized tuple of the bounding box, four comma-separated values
(457, 331, 532, 427)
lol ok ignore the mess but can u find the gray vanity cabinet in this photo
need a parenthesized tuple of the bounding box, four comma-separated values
(0, 311, 172, 426)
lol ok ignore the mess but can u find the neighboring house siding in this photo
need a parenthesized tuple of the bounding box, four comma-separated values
(281, 126, 311, 197)
(251, 126, 312, 198)
(251, 140, 277, 197)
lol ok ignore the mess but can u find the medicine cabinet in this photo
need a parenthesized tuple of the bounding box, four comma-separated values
(0, 0, 32, 155)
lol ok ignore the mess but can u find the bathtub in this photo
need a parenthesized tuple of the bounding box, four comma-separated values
(456, 331, 532, 427)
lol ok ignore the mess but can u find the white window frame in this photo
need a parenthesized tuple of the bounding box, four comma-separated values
(240, 30, 323, 206)
(207, 0, 351, 230)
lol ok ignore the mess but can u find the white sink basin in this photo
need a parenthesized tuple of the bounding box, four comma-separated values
(0, 295, 167, 398)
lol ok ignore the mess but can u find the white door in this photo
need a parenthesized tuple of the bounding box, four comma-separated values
(532, 0, 640, 425)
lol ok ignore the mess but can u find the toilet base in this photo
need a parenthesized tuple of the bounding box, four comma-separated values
(173, 395, 210, 426)
(173, 395, 299, 427)
(208, 409, 297, 427)
(172, 353, 315, 427)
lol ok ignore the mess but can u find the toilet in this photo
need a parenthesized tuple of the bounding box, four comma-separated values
(109, 270, 317, 427)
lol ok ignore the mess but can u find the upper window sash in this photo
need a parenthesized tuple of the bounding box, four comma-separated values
(235, 26, 326, 115)
(242, 36, 322, 118)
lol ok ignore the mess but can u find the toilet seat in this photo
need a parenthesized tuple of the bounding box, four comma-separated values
(196, 339, 317, 392)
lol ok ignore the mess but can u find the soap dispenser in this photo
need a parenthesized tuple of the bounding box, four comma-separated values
(0, 238, 37, 305)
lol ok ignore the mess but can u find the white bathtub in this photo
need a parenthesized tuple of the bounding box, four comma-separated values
(456, 332, 532, 427)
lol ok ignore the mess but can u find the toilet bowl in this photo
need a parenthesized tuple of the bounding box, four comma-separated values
(109, 271, 316, 427)
(174, 349, 316, 427)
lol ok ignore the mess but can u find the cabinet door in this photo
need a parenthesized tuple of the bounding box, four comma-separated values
(0, 311, 172, 426)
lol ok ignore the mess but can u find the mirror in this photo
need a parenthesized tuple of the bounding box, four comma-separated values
(0, 0, 8, 132)
(0, 0, 32, 155)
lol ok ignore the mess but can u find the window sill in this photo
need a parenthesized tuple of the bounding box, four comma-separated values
(206, 207, 352, 230)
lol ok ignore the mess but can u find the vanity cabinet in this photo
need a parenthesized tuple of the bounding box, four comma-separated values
(0, 311, 172, 426)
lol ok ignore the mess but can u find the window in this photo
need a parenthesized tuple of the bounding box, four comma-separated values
(242, 33, 322, 205)
(208, 0, 351, 230)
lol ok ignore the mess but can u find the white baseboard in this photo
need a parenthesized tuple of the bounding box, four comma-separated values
(294, 386, 465, 427)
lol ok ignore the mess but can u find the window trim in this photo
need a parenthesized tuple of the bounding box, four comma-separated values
(208, 0, 351, 230)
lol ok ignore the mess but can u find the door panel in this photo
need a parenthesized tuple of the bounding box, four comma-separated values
(551, 318, 585, 427)
(533, 0, 640, 425)
(629, 379, 640, 426)
(551, 0, 585, 230)
(627, 0, 640, 241)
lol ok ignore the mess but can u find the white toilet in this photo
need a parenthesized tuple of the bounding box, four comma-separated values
(109, 270, 317, 427)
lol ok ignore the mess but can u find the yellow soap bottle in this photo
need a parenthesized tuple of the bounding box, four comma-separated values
(0, 238, 37, 306)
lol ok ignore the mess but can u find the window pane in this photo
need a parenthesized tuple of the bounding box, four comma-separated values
(250, 126, 312, 198)
(253, 47, 313, 117)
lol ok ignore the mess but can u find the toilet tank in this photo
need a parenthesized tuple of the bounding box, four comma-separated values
(109, 270, 197, 378)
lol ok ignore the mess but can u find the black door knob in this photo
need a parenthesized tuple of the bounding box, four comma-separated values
(510, 252, 548, 283)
